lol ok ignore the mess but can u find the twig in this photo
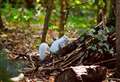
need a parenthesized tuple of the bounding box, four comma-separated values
(29, 55, 36, 69)
(63, 52, 85, 68)
(107, 78, 120, 81)
(94, 58, 116, 65)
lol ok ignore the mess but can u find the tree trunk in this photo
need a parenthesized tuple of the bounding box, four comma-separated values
(25, 0, 35, 9)
(0, 15, 5, 31)
(59, 0, 69, 37)
(116, 0, 120, 78)
(41, 0, 54, 42)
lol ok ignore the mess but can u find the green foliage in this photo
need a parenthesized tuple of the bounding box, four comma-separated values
(66, 0, 98, 30)
(1, 3, 34, 23)
(1, 0, 106, 30)
(79, 25, 115, 54)
(0, 50, 12, 82)
(0, 49, 23, 82)
(1, 0, 107, 29)
(0, 0, 112, 48)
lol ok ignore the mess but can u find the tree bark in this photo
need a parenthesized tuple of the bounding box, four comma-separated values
(0, 1, 6, 32)
(116, 0, 120, 78)
(25, 0, 35, 9)
(59, 0, 69, 37)
(41, 0, 54, 42)
(0, 15, 5, 31)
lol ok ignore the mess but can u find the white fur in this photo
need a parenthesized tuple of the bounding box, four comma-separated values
(39, 43, 50, 61)
(50, 35, 70, 54)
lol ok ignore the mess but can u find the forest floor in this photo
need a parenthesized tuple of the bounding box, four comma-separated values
(1, 23, 118, 82)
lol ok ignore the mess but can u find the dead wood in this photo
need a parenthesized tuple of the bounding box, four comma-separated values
(22, 24, 116, 82)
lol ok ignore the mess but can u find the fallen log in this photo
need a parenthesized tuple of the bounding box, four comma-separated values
(55, 65, 107, 82)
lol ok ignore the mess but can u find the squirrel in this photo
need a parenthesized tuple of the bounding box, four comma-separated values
(50, 35, 70, 55)
(39, 42, 50, 63)
(38, 35, 70, 62)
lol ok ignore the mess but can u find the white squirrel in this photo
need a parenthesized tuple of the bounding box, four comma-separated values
(50, 35, 70, 55)
(39, 42, 50, 63)
(38, 35, 70, 62)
